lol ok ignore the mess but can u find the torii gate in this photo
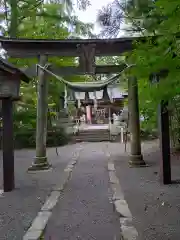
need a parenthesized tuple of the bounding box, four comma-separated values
(0, 36, 171, 184)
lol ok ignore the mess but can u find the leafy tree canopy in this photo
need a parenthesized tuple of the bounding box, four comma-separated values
(97, 0, 180, 106)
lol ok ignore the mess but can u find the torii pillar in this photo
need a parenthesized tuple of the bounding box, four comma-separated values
(128, 77, 146, 166)
(28, 55, 51, 171)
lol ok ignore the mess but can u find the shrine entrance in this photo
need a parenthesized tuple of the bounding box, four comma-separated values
(70, 81, 127, 125)
(0, 36, 172, 188)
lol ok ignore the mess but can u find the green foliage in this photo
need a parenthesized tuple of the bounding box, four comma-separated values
(127, 0, 180, 110)
(97, 0, 180, 137)
(127, 0, 180, 140)
(13, 103, 69, 148)
(14, 128, 69, 149)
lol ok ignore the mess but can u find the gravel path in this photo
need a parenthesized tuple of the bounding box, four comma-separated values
(44, 143, 121, 240)
(107, 141, 180, 240)
(0, 144, 80, 240)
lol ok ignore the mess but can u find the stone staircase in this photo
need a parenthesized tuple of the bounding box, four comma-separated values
(55, 111, 110, 142)
(72, 128, 110, 142)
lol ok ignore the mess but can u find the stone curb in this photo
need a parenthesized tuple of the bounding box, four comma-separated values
(107, 157, 138, 240)
(23, 146, 82, 240)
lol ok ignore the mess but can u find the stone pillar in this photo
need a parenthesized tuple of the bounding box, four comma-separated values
(128, 77, 146, 166)
(28, 55, 51, 171)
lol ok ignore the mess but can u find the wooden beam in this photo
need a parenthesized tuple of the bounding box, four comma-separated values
(22, 64, 127, 77)
(0, 37, 136, 57)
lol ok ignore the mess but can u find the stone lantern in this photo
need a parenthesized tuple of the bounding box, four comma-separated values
(0, 58, 29, 99)
(0, 72, 21, 99)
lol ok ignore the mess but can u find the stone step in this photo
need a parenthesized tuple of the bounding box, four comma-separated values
(74, 137, 110, 142)
(71, 129, 110, 142)
(75, 138, 110, 142)
(74, 134, 110, 139)
(79, 131, 109, 136)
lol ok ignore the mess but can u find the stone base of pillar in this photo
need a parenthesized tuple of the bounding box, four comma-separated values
(129, 154, 147, 167)
(28, 156, 51, 171)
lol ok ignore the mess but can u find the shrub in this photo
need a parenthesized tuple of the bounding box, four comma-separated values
(13, 127, 69, 149)
(140, 128, 158, 140)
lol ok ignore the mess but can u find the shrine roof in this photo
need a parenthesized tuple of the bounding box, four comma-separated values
(0, 57, 30, 83)
(0, 36, 146, 58)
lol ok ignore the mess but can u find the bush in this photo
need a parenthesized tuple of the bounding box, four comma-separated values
(14, 127, 69, 149)
(140, 128, 158, 140)
(11, 105, 71, 149)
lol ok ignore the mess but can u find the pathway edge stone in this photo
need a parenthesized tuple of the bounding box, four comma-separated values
(23, 145, 82, 240)
(106, 149, 138, 240)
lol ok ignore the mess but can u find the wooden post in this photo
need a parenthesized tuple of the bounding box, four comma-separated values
(2, 98, 15, 192)
(128, 77, 146, 166)
(28, 55, 51, 171)
(149, 72, 171, 184)
(108, 107, 111, 124)
(86, 105, 92, 124)
(158, 101, 171, 184)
